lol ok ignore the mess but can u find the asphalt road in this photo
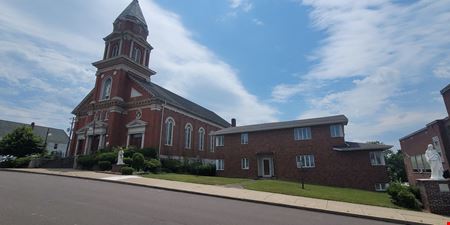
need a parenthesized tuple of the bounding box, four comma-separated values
(0, 172, 401, 225)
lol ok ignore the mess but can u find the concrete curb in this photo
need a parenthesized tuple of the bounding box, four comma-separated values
(1, 169, 430, 225)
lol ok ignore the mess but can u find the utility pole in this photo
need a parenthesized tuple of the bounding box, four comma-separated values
(44, 128, 50, 151)
(65, 117, 75, 157)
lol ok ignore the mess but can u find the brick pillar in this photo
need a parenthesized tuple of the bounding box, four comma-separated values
(416, 179, 450, 216)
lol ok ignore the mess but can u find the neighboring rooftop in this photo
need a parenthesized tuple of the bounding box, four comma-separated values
(0, 119, 68, 144)
(399, 117, 449, 141)
(333, 142, 392, 152)
(116, 0, 147, 27)
(212, 115, 348, 135)
(131, 76, 230, 128)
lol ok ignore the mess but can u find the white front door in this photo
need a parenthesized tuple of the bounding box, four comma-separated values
(262, 158, 273, 177)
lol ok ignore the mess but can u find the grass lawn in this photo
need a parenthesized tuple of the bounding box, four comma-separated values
(142, 173, 250, 186)
(243, 180, 398, 209)
(141, 173, 398, 208)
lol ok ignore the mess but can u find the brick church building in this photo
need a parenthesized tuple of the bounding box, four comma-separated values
(69, 0, 391, 191)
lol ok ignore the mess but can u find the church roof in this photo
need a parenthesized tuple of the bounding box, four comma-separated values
(0, 119, 69, 144)
(333, 142, 392, 151)
(116, 0, 147, 27)
(131, 76, 230, 128)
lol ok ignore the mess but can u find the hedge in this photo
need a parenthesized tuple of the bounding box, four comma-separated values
(121, 167, 134, 175)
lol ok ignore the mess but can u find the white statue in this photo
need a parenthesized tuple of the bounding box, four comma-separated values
(425, 144, 444, 180)
(117, 149, 125, 165)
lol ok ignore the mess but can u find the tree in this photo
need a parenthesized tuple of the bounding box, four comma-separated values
(385, 149, 408, 182)
(0, 126, 44, 157)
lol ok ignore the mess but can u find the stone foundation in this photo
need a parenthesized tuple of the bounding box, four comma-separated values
(416, 179, 450, 216)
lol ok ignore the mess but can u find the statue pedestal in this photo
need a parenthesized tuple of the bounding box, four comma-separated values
(112, 164, 126, 173)
(416, 179, 450, 216)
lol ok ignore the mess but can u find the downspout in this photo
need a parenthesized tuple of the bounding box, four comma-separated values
(158, 100, 166, 159)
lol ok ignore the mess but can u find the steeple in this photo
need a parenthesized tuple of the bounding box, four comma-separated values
(115, 0, 147, 29)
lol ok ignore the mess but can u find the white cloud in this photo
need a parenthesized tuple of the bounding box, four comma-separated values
(229, 0, 253, 12)
(252, 18, 264, 26)
(272, 0, 450, 144)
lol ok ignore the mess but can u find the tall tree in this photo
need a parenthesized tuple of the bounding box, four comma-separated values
(385, 149, 408, 182)
(0, 126, 45, 157)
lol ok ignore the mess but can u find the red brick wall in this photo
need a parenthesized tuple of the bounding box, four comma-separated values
(400, 121, 449, 185)
(215, 125, 389, 191)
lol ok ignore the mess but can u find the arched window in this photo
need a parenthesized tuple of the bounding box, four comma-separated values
(184, 123, 192, 149)
(101, 78, 112, 100)
(198, 127, 205, 151)
(165, 118, 175, 146)
(132, 47, 141, 64)
(111, 44, 119, 57)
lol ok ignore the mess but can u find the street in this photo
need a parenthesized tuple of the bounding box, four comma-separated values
(0, 172, 400, 225)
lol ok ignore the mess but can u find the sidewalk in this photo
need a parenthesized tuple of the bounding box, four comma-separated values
(4, 168, 449, 225)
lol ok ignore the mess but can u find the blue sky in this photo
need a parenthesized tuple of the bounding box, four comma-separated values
(0, 0, 449, 149)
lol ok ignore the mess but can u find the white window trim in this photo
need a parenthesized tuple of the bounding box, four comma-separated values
(216, 159, 224, 171)
(294, 127, 312, 140)
(215, 135, 224, 147)
(296, 155, 315, 168)
(165, 117, 175, 146)
(375, 183, 388, 192)
(184, 123, 193, 149)
(241, 133, 248, 144)
(370, 151, 386, 166)
(198, 127, 205, 151)
(241, 158, 249, 170)
(330, 124, 344, 138)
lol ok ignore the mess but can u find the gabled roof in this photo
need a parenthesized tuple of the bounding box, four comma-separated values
(72, 89, 94, 114)
(130, 76, 230, 128)
(0, 119, 68, 144)
(333, 142, 392, 151)
(212, 115, 348, 135)
(116, 0, 147, 27)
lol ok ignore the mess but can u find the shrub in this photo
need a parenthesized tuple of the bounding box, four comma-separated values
(197, 164, 216, 176)
(387, 182, 422, 209)
(408, 185, 421, 201)
(123, 157, 132, 166)
(186, 161, 202, 174)
(14, 157, 31, 168)
(96, 152, 117, 164)
(121, 166, 134, 175)
(387, 182, 403, 203)
(144, 159, 161, 173)
(123, 148, 136, 158)
(77, 155, 97, 170)
(161, 159, 182, 173)
(0, 126, 44, 157)
(98, 161, 112, 171)
(0, 159, 16, 168)
(136, 148, 158, 159)
(131, 153, 145, 171)
(397, 189, 420, 209)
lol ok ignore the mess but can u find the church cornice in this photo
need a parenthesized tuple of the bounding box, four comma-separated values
(93, 56, 156, 80)
(104, 31, 152, 49)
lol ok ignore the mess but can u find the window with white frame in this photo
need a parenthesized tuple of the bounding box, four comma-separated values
(330, 124, 343, 137)
(216, 159, 224, 171)
(241, 158, 249, 169)
(215, 135, 224, 147)
(369, 151, 386, 166)
(375, 183, 388, 192)
(165, 118, 174, 146)
(132, 47, 141, 63)
(101, 78, 112, 100)
(294, 127, 311, 140)
(241, 133, 248, 144)
(296, 155, 315, 168)
(184, 123, 192, 149)
(410, 154, 431, 172)
(209, 135, 215, 152)
(198, 128, 205, 151)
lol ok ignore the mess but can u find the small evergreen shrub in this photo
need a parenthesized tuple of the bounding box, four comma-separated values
(144, 159, 161, 173)
(123, 157, 132, 166)
(123, 148, 136, 158)
(408, 185, 421, 201)
(121, 167, 134, 175)
(397, 189, 420, 209)
(96, 152, 117, 164)
(387, 182, 421, 209)
(161, 159, 182, 173)
(197, 164, 216, 176)
(0, 159, 16, 168)
(98, 161, 112, 171)
(14, 157, 31, 168)
(131, 153, 145, 171)
(77, 155, 97, 170)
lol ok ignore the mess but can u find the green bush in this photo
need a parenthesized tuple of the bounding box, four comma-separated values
(124, 157, 132, 165)
(408, 185, 421, 201)
(397, 189, 420, 209)
(98, 161, 112, 171)
(14, 157, 31, 168)
(161, 159, 183, 173)
(77, 155, 97, 170)
(136, 148, 158, 159)
(121, 166, 134, 175)
(387, 182, 421, 209)
(0, 159, 16, 168)
(96, 152, 117, 164)
(144, 159, 161, 173)
(132, 153, 145, 171)
(123, 148, 136, 158)
(197, 164, 216, 176)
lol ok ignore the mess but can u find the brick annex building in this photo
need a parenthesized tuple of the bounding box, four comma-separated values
(400, 84, 450, 185)
(69, 0, 391, 191)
